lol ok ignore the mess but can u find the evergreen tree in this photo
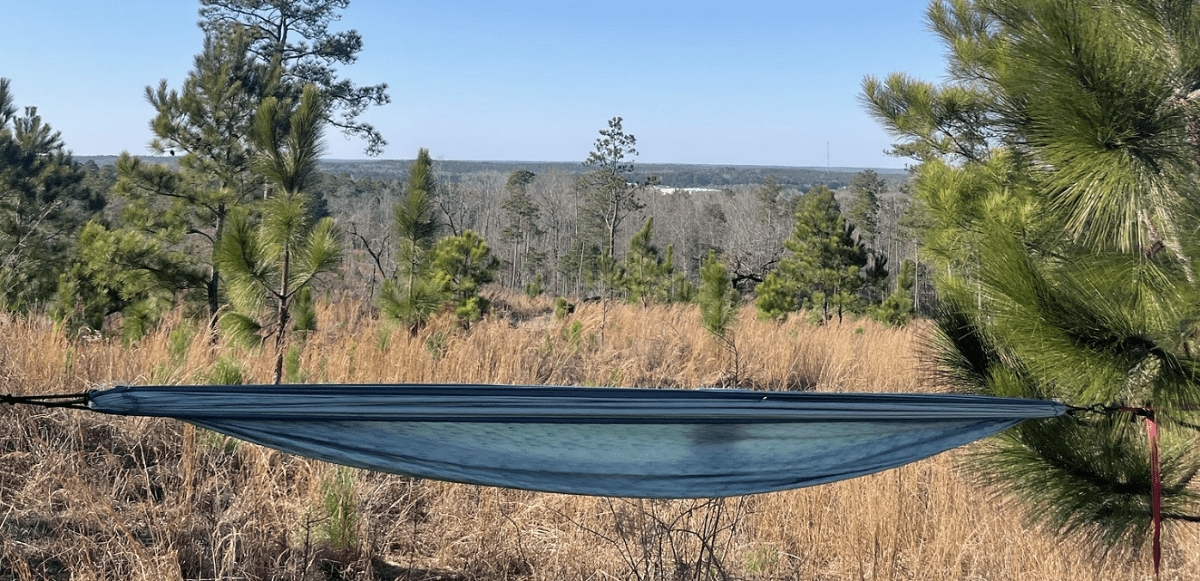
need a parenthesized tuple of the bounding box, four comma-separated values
(109, 29, 275, 327)
(699, 250, 741, 385)
(579, 117, 656, 344)
(429, 230, 499, 324)
(619, 216, 689, 305)
(0, 78, 102, 309)
(215, 85, 342, 384)
(378, 149, 443, 332)
(198, 0, 391, 155)
(847, 169, 884, 246)
(755, 186, 870, 323)
(871, 258, 916, 327)
(55, 222, 198, 339)
(581, 117, 653, 261)
(863, 0, 1200, 557)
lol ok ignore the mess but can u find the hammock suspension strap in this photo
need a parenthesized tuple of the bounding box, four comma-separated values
(1, 392, 90, 410)
(1147, 412, 1162, 580)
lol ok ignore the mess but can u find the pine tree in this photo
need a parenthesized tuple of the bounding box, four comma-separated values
(378, 149, 444, 332)
(198, 0, 391, 155)
(109, 29, 275, 328)
(581, 117, 652, 261)
(429, 230, 499, 324)
(55, 222, 197, 339)
(699, 250, 741, 385)
(501, 169, 540, 290)
(621, 217, 672, 305)
(871, 258, 915, 327)
(847, 169, 884, 246)
(862, 0, 1200, 557)
(215, 85, 342, 384)
(0, 78, 102, 310)
(755, 186, 870, 323)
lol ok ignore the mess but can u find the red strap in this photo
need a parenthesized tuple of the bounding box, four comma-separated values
(1147, 415, 1162, 579)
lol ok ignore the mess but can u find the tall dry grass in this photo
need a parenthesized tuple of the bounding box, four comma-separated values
(1, 295, 1195, 580)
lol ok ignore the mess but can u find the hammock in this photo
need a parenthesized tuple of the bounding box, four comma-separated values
(83, 384, 1066, 498)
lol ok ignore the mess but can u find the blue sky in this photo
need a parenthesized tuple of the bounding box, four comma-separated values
(2, 1, 946, 168)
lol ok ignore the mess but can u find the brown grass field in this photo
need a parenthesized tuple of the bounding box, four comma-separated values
(1, 293, 1197, 580)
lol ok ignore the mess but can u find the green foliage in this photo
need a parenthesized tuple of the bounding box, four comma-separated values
(553, 296, 575, 320)
(699, 251, 739, 341)
(743, 546, 779, 575)
(116, 29, 275, 322)
(754, 186, 871, 323)
(315, 466, 360, 552)
(55, 221, 199, 336)
(700, 251, 742, 386)
(378, 275, 449, 333)
(284, 344, 304, 383)
(501, 169, 543, 289)
(292, 286, 317, 335)
(215, 86, 342, 384)
(0, 78, 102, 310)
(576, 117, 658, 291)
(380, 149, 444, 330)
(151, 321, 199, 383)
(380, 174, 498, 328)
(425, 330, 450, 362)
(871, 259, 916, 327)
(753, 271, 799, 322)
(847, 169, 884, 245)
(429, 230, 500, 324)
(208, 355, 246, 385)
(864, 0, 1200, 554)
(524, 275, 543, 299)
(618, 217, 690, 305)
(199, 0, 390, 155)
(394, 148, 440, 279)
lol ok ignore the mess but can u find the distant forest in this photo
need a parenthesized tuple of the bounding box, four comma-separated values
(80, 156, 909, 190)
(73, 156, 926, 311)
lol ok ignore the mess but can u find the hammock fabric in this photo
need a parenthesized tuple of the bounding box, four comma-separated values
(86, 384, 1066, 498)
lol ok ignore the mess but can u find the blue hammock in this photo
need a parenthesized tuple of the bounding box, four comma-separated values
(87, 384, 1065, 498)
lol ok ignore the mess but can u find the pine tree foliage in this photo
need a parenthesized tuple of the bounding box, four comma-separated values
(700, 251, 740, 340)
(501, 169, 542, 289)
(863, 0, 1200, 554)
(619, 217, 691, 305)
(699, 250, 742, 385)
(847, 169, 884, 245)
(54, 222, 198, 338)
(754, 186, 871, 323)
(198, 0, 391, 155)
(0, 78, 101, 309)
(429, 230, 500, 323)
(110, 29, 276, 324)
(393, 148, 440, 283)
(378, 149, 443, 331)
(580, 117, 656, 261)
(215, 85, 342, 384)
(871, 258, 916, 327)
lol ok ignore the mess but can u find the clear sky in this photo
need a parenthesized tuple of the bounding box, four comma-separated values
(2, 1, 947, 169)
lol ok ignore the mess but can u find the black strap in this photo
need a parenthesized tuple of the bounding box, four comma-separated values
(1, 392, 90, 410)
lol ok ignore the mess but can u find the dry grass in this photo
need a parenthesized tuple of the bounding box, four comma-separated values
(1, 296, 1194, 580)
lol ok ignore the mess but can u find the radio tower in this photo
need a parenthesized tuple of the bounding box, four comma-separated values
(824, 141, 830, 186)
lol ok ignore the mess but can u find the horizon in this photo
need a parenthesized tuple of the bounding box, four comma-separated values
(5, 2, 946, 170)
(78, 154, 910, 174)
